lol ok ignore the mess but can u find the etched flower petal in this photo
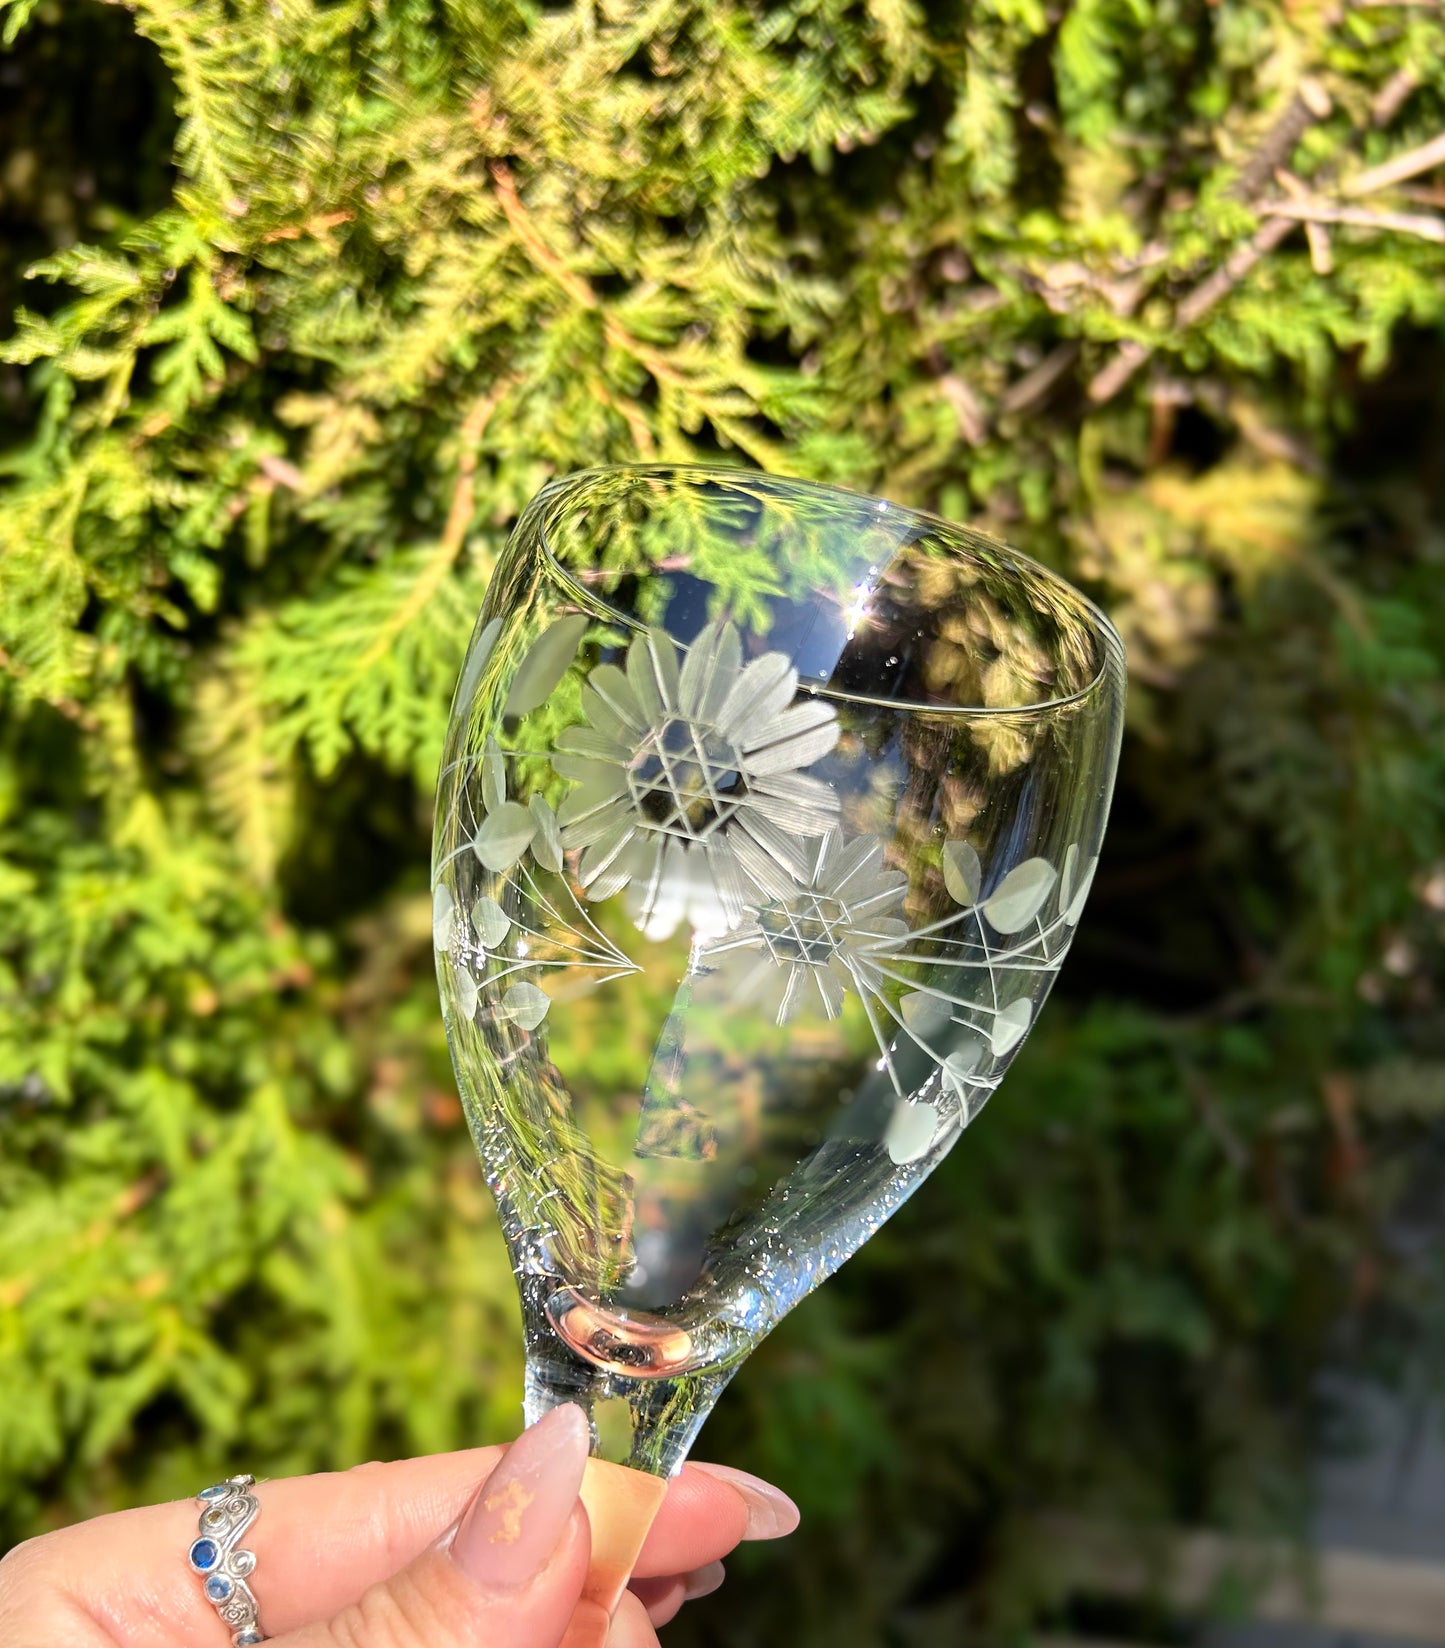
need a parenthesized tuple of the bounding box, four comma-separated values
(577, 682, 631, 743)
(586, 834, 652, 903)
(586, 664, 646, 732)
(942, 840, 982, 907)
(559, 795, 632, 852)
(644, 627, 682, 705)
(746, 770, 841, 834)
(704, 836, 751, 929)
(555, 724, 627, 761)
(557, 774, 629, 829)
(678, 620, 725, 718)
(552, 752, 628, 787)
(578, 816, 636, 887)
(432, 884, 456, 951)
(715, 652, 795, 738)
(503, 614, 589, 718)
(813, 967, 846, 1020)
(829, 834, 890, 897)
(472, 802, 536, 871)
(630, 835, 694, 940)
(472, 895, 510, 949)
(740, 699, 839, 775)
(734, 815, 811, 896)
(776, 966, 808, 1025)
(982, 857, 1058, 933)
(989, 997, 1033, 1056)
(701, 623, 745, 721)
(501, 981, 550, 1030)
(625, 633, 667, 721)
(529, 794, 563, 872)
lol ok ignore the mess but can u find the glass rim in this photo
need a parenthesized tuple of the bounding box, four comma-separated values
(533, 462, 1124, 719)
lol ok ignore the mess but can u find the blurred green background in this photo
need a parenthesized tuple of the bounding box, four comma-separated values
(2, 0, 1445, 1642)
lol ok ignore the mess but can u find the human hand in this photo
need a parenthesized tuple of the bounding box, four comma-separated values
(0, 1405, 798, 1648)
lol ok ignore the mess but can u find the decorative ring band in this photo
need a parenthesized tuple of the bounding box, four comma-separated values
(187, 1475, 268, 1645)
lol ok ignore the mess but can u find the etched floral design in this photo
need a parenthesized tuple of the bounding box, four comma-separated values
(553, 621, 840, 938)
(705, 831, 909, 1022)
(437, 599, 1102, 1168)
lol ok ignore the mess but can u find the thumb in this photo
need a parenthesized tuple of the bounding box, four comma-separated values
(274, 1404, 594, 1648)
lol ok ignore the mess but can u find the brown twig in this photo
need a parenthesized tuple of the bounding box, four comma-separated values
(938, 373, 988, 445)
(1343, 129, 1445, 197)
(1228, 77, 1332, 202)
(1277, 168, 1334, 273)
(998, 341, 1081, 417)
(257, 452, 306, 492)
(1085, 83, 1336, 406)
(1261, 198, 1445, 242)
(1371, 66, 1420, 128)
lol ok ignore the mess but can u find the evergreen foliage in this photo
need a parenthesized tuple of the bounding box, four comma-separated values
(3, 0, 1445, 1638)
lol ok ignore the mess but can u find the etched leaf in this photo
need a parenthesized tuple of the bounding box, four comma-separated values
(455, 615, 503, 709)
(885, 1099, 940, 1166)
(501, 981, 550, 1030)
(431, 883, 456, 951)
(503, 614, 589, 717)
(1059, 842, 1080, 910)
(528, 794, 563, 872)
(942, 839, 982, 907)
(454, 965, 479, 1021)
(941, 1042, 987, 1094)
(482, 736, 506, 815)
(472, 801, 536, 871)
(989, 997, 1032, 1056)
(472, 895, 510, 949)
(982, 857, 1057, 933)
(1065, 853, 1100, 927)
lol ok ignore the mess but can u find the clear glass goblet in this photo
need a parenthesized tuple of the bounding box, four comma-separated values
(432, 464, 1126, 1606)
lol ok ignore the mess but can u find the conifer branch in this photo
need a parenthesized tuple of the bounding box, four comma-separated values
(357, 379, 515, 672)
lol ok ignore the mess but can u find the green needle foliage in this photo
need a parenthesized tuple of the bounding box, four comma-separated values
(3, 0, 1445, 1638)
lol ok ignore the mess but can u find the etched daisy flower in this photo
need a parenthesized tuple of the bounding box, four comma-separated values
(553, 621, 841, 937)
(707, 830, 910, 1023)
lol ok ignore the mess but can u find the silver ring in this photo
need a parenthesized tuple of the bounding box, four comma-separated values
(187, 1476, 268, 1645)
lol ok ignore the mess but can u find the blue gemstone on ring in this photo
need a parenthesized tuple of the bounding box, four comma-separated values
(235, 1635, 265, 1646)
(189, 1538, 220, 1572)
(204, 1574, 234, 1603)
(198, 1484, 231, 1502)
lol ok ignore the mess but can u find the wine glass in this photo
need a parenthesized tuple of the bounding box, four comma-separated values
(432, 464, 1125, 1610)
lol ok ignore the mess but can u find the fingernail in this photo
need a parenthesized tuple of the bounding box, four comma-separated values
(684, 1560, 725, 1601)
(451, 1404, 590, 1587)
(692, 1464, 800, 1539)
